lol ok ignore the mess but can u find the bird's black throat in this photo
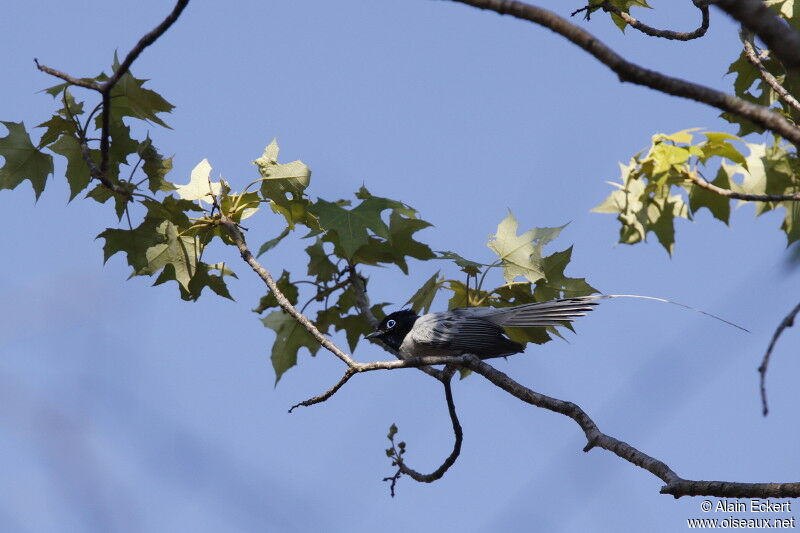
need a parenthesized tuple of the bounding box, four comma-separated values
(372, 309, 419, 351)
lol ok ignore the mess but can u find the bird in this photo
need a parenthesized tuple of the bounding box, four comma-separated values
(365, 294, 747, 359)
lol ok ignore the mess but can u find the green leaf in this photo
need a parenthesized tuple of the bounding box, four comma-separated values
(257, 227, 291, 258)
(36, 115, 76, 149)
(0, 121, 54, 198)
(85, 183, 130, 220)
(487, 211, 545, 284)
(97, 218, 164, 271)
(689, 167, 732, 224)
(435, 251, 485, 276)
(254, 139, 315, 228)
(105, 58, 174, 127)
(176, 158, 220, 203)
(405, 272, 441, 314)
(107, 119, 139, 166)
(262, 309, 321, 383)
(536, 247, 598, 300)
(135, 220, 199, 291)
(180, 262, 237, 302)
(310, 197, 397, 259)
(139, 137, 174, 193)
(48, 135, 92, 200)
(305, 239, 338, 281)
(530, 223, 569, 246)
(781, 199, 800, 244)
(253, 270, 299, 313)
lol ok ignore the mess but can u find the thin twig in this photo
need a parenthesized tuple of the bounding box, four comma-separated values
(106, 0, 190, 89)
(447, 0, 800, 146)
(685, 171, 800, 202)
(391, 369, 463, 485)
(590, 0, 710, 41)
(289, 368, 357, 412)
(758, 301, 800, 417)
(33, 59, 101, 91)
(741, 33, 800, 116)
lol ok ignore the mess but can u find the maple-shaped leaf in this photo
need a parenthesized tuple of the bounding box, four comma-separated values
(176, 158, 220, 204)
(310, 197, 397, 258)
(0, 121, 54, 198)
(689, 167, 732, 224)
(435, 251, 485, 276)
(262, 310, 322, 383)
(138, 137, 175, 193)
(487, 211, 545, 284)
(179, 262, 237, 302)
(103, 57, 174, 127)
(141, 196, 204, 228)
(305, 239, 338, 281)
(97, 218, 164, 271)
(405, 272, 441, 314)
(36, 115, 77, 149)
(254, 139, 315, 228)
(535, 247, 598, 301)
(136, 220, 199, 291)
(253, 270, 299, 313)
(107, 119, 139, 166)
(48, 135, 93, 200)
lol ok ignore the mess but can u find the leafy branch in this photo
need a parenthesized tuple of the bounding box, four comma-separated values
(5, 0, 800, 502)
(573, 0, 710, 41)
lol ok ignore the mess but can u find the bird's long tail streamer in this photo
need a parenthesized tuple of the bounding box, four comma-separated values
(600, 294, 749, 333)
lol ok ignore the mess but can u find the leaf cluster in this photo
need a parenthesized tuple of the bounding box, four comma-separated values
(593, 129, 800, 253)
(4, 58, 598, 384)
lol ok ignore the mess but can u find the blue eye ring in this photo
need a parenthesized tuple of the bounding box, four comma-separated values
(386, 319, 397, 329)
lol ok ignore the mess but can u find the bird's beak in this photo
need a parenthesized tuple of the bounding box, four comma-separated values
(365, 330, 383, 339)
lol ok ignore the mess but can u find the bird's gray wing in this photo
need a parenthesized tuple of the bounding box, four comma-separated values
(406, 311, 523, 356)
(469, 295, 601, 327)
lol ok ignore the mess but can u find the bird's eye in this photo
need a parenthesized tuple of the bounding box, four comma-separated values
(386, 319, 396, 329)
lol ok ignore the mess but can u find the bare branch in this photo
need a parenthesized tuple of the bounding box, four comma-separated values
(461, 354, 800, 498)
(106, 0, 190, 89)
(759, 300, 800, 417)
(741, 33, 800, 116)
(713, 0, 800, 74)
(289, 368, 356, 412)
(686, 171, 800, 202)
(384, 369, 464, 495)
(33, 59, 102, 91)
(593, 0, 710, 41)
(447, 0, 800, 146)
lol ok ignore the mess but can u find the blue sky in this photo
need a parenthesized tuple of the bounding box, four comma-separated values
(1, 1, 798, 531)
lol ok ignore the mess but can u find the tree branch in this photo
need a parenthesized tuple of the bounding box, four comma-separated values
(447, 0, 800, 146)
(713, 0, 800, 74)
(33, 59, 102, 91)
(384, 368, 464, 495)
(106, 0, 189, 89)
(741, 32, 800, 116)
(460, 354, 800, 498)
(758, 300, 800, 417)
(686, 170, 800, 202)
(592, 0, 710, 41)
(36, 0, 190, 174)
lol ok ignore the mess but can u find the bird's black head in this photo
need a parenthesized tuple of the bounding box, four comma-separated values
(365, 309, 419, 351)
